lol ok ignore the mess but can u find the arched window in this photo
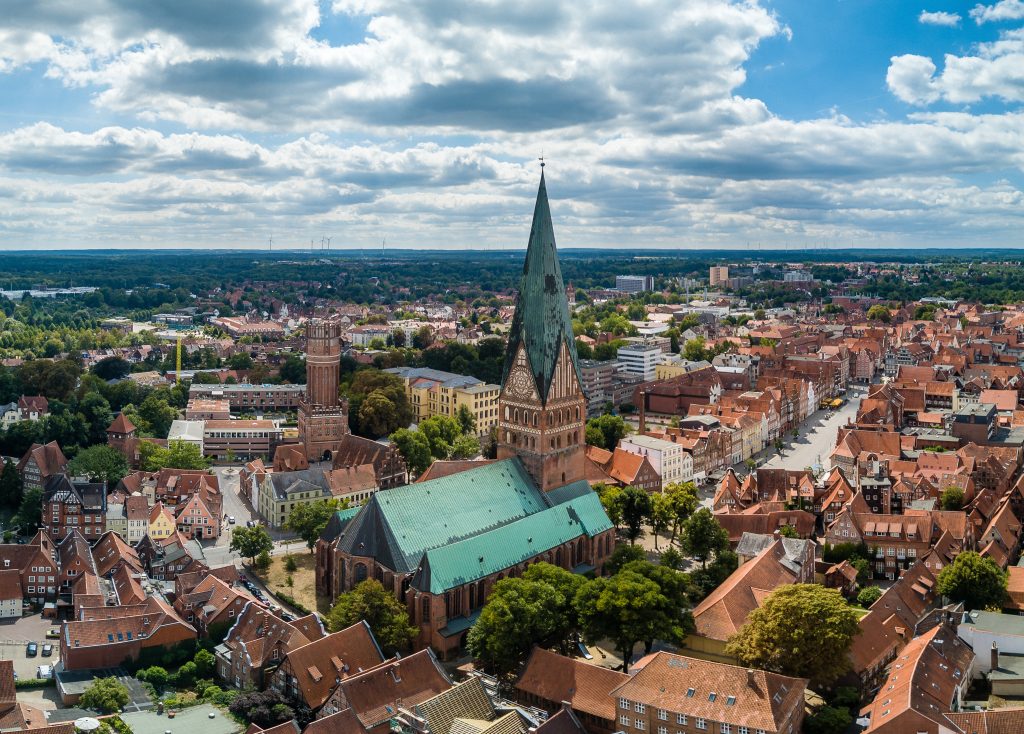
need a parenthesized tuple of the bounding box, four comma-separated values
(533, 413, 538, 427)
(576, 406, 580, 420)
(421, 596, 430, 622)
(504, 406, 509, 420)
(469, 584, 476, 610)
(514, 408, 519, 422)
(354, 563, 368, 583)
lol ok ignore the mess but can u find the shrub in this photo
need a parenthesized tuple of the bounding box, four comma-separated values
(193, 649, 216, 678)
(285, 555, 298, 572)
(256, 550, 272, 570)
(15, 678, 54, 690)
(174, 661, 197, 687)
(805, 705, 853, 734)
(229, 690, 294, 727)
(857, 586, 883, 608)
(138, 666, 169, 690)
(274, 591, 312, 615)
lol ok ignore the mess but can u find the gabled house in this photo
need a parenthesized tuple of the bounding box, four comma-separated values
(216, 604, 326, 689)
(18, 442, 68, 490)
(173, 574, 260, 637)
(43, 474, 106, 541)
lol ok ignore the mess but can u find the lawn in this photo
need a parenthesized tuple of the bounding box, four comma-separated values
(255, 551, 332, 615)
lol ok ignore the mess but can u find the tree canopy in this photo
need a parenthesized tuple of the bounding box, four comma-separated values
(328, 579, 417, 656)
(936, 551, 1008, 610)
(286, 498, 348, 551)
(67, 444, 130, 484)
(80, 677, 130, 714)
(725, 584, 861, 686)
(230, 525, 274, 563)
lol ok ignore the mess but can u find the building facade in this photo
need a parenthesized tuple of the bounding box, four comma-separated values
(298, 319, 349, 460)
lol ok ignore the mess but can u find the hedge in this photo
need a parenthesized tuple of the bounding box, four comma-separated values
(15, 679, 55, 690)
(273, 592, 312, 616)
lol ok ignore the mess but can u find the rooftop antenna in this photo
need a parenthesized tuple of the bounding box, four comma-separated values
(326, 236, 331, 253)
(268, 234, 273, 255)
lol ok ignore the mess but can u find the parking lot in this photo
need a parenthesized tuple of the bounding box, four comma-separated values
(0, 614, 60, 679)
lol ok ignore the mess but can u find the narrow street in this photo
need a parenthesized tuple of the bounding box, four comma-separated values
(761, 384, 864, 473)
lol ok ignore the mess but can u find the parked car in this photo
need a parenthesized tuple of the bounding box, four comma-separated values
(36, 665, 52, 679)
(45, 628, 60, 639)
(41, 644, 53, 657)
(227, 516, 236, 524)
(25, 642, 37, 657)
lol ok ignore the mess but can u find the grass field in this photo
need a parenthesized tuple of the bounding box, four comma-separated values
(255, 552, 332, 615)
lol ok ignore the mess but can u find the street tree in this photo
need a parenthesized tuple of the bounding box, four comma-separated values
(664, 482, 699, 544)
(940, 486, 965, 511)
(936, 551, 1008, 610)
(230, 525, 274, 564)
(681, 508, 729, 568)
(648, 492, 673, 550)
(725, 585, 860, 686)
(328, 579, 417, 655)
(286, 498, 348, 551)
(576, 567, 690, 673)
(139, 439, 211, 471)
(620, 486, 653, 545)
(595, 484, 624, 529)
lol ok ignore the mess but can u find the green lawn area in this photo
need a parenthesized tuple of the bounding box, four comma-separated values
(254, 551, 331, 615)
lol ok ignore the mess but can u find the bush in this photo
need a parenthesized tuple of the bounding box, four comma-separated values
(228, 690, 294, 727)
(285, 555, 298, 572)
(174, 661, 197, 687)
(81, 677, 130, 714)
(805, 705, 853, 734)
(830, 686, 861, 708)
(14, 678, 55, 690)
(255, 550, 272, 570)
(857, 586, 883, 608)
(137, 666, 169, 690)
(193, 649, 216, 678)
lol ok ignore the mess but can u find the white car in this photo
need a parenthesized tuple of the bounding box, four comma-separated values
(36, 665, 52, 679)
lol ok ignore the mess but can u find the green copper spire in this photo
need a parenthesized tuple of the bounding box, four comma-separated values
(501, 171, 584, 403)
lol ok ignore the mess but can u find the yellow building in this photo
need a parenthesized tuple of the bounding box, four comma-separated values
(148, 502, 176, 540)
(386, 366, 499, 438)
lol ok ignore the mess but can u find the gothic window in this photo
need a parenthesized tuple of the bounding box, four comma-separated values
(421, 596, 430, 622)
(354, 563, 368, 583)
(533, 413, 538, 427)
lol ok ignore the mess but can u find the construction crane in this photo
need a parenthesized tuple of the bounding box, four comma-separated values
(176, 334, 183, 386)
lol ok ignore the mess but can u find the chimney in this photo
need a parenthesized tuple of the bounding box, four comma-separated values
(992, 641, 999, 672)
(746, 669, 756, 687)
(638, 391, 647, 435)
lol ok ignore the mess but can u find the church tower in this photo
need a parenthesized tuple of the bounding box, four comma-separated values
(497, 170, 586, 492)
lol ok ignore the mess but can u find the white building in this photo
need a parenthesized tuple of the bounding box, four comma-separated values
(617, 342, 669, 381)
(168, 420, 205, 454)
(0, 570, 21, 618)
(619, 434, 694, 489)
(958, 610, 1024, 678)
(616, 275, 654, 293)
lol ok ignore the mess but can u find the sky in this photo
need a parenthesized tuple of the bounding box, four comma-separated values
(0, 0, 1023, 251)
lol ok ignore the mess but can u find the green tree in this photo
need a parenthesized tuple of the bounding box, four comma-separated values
(419, 415, 463, 459)
(358, 390, 404, 439)
(648, 492, 673, 550)
(857, 586, 883, 607)
(596, 484, 624, 530)
(691, 549, 739, 599)
(286, 498, 347, 551)
(138, 666, 169, 690)
(940, 486, 965, 511)
(660, 546, 683, 570)
(605, 544, 647, 575)
(193, 648, 216, 678)
(67, 445, 130, 485)
(725, 585, 861, 686)
(92, 356, 131, 381)
(328, 579, 416, 655)
(390, 428, 432, 476)
(620, 486, 653, 545)
(285, 555, 298, 572)
(664, 481, 699, 544)
(450, 433, 481, 459)
(681, 508, 729, 569)
(14, 486, 42, 533)
(469, 572, 576, 678)
(228, 352, 254, 370)
(455, 404, 476, 436)
(80, 677, 130, 714)
(585, 414, 629, 451)
(78, 391, 114, 445)
(0, 459, 23, 511)
(279, 354, 306, 384)
(805, 706, 853, 734)
(137, 392, 179, 438)
(576, 567, 691, 673)
(936, 551, 1008, 610)
(230, 525, 274, 564)
(255, 549, 272, 570)
(140, 440, 211, 471)
(866, 305, 891, 323)
(778, 524, 799, 539)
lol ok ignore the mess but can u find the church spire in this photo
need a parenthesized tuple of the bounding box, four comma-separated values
(501, 170, 583, 404)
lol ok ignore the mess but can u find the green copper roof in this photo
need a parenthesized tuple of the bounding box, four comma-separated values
(335, 459, 549, 573)
(501, 172, 584, 403)
(410, 483, 611, 594)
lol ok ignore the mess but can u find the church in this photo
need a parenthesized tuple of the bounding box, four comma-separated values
(316, 171, 615, 657)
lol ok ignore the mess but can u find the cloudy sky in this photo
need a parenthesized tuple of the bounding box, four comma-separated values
(1, 0, 1023, 250)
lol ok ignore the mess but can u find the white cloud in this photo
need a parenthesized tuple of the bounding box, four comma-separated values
(887, 29, 1024, 104)
(970, 0, 1024, 24)
(0, 0, 1022, 248)
(919, 11, 961, 27)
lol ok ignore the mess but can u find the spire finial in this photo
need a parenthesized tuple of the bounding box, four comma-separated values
(538, 151, 545, 169)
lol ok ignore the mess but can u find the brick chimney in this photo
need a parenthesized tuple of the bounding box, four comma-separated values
(992, 641, 999, 672)
(747, 668, 756, 687)
(638, 391, 647, 435)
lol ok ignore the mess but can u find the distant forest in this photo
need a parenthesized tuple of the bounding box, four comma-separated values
(3, 248, 1024, 306)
